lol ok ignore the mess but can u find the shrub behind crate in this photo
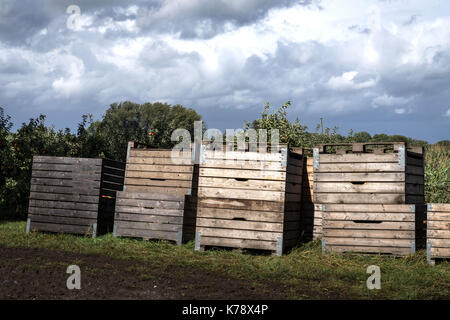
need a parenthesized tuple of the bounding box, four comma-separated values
(27, 156, 125, 236)
(194, 143, 303, 255)
(113, 142, 197, 243)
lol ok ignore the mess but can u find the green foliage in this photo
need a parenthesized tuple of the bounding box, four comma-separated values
(97, 101, 202, 161)
(0, 102, 202, 219)
(425, 144, 450, 203)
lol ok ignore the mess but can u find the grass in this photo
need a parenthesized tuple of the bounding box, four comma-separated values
(1, 221, 449, 299)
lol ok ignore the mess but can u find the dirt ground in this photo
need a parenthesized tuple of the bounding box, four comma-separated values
(0, 246, 318, 300)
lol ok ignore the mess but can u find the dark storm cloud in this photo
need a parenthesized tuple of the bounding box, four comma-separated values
(136, 0, 317, 38)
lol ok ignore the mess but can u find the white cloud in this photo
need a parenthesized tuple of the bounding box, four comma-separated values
(445, 109, 450, 117)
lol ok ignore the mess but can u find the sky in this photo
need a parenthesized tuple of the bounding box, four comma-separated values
(1, 0, 449, 143)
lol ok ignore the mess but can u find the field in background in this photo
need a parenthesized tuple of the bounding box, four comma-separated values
(1, 221, 449, 300)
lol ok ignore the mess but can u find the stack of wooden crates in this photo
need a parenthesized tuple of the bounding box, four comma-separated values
(113, 142, 197, 244)
(27, 156, 125, 236)
(316, 142, 426, 255)
(194, 143, 303, 255)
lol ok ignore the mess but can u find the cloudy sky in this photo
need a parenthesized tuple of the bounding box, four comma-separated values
(1, 0, 449, 142)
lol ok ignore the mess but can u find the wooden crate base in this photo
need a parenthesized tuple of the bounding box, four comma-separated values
(427, 203, 450, 265)
(113, 191, 193, 245)
(322, 204, 426, 256)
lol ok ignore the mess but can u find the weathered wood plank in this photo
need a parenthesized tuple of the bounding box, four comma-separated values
(200, 168, 286, 181)
(198, 187, 285, 202)
(315, 193, 405, 204)
(196, 218, 283, 232)
(323, 220, 415, 230)
(315, 172, 405, 182)
(315, 182, 405, 193)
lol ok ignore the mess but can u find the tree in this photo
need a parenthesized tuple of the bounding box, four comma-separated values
(95, 101, 202, 161)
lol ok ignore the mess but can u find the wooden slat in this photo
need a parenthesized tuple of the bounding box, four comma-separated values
(321, 204, 415, 212)
(323, 220, 415, 230)
(126, 171, 193, 180)
(199, 177, 285, 191)
(200, 168, 286, 181)
(200, 237, 277, 251)
(198, 198, 284, 212)
(204, 150, 282, 162)
(319, 153, 398, 163)
(115, 228, 179, 241)
(29, 222, 93, 235)
(126, 164, 193, 173)
(316, 163, 404, 173)
(196, 207, 284, 222)
(315, 172, 405, 182)
(196, 227, 281, 241)
(323, 229, 414, 239)
(315, 193, 405, 204)
(198, 187, 284, 202)
(315, 182, 405, 193)
(196, 218, 283, 232)
(201, 159, 285, 171)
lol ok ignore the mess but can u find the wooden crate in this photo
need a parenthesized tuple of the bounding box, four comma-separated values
(194, 144, 303, 255)
(427, 203, 450, 265)
(322, 204, 426, 255)
(124, 141, 196, 196)
(114, 141, 198, 242)
(313, 142, 424, 205)
(27, 156, 125, 236)
(113, 191, 195, 244)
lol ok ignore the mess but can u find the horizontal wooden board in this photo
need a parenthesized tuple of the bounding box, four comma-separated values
(115, 228, 180, 241)
(29, 199, 99, 211)
(204, 150, 283, 162)
(427, 229, 450, 239)
(323, 220, 415, 230)
(198, 187, 284, 202)
(196, 218, 283, 232)
(315, 172, 406, 182)
(429, 247, 450, 258)
(323, 229, 414, 239)
(324, 237, 414, 247)
(116, 198, 184, 210)
(201, 159, 286, 171)
(117, 191, 185, 202)
(29, 207, 98, 219)
(315, 182, 405, 193)
(126, 171, 193, 180)
(316, 163, 405, 173)
(124, 186, 191, 195)
(196, 207, 283, 222)
(325, 245, 413, 255)
(130, 149, 192, 159)
(116, 221, 182, 232)
(319, 153, 398, 163)
(200, 237, 277, 251)
(323, 212, 415, 221)
(315, 193, 405, 204)
(127, 156, 191, 165)
(30, 214, 96, 226)
(115, 213, 184, 224)
(125, 178, 192, 188)
(321, 204, 416, 212)
(198, 198, 284, 212)
(29, 222, 94, 235)
(126, 164, 193, 173)
(198, 177, 285, 191)
(200, 168, 286, 181)
(427, 204, 450, 212)
(196, 227, 282, 241)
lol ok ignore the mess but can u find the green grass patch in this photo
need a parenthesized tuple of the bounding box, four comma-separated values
(1, 221, 449, 299)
